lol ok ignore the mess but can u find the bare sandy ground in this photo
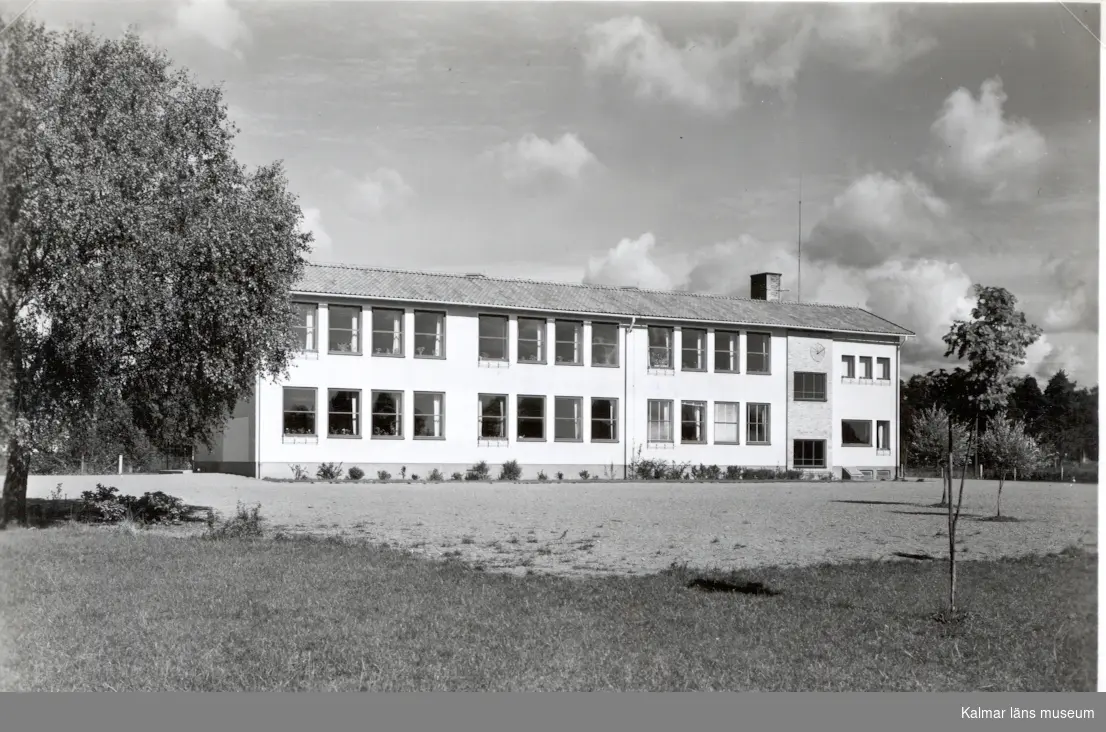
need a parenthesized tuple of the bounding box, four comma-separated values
(24, 473, 1098, 576)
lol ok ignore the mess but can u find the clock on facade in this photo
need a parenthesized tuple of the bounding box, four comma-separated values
(810, 343, 826, 362)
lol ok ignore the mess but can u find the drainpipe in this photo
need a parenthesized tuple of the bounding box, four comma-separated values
(255, 372, 262, 479)
(624, 316, 636, 479)
(895, 337, 902, 480)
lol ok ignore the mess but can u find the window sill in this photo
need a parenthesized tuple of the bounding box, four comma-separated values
(747, 441, 771, 446)
(747, 371, 771, 376)
(282, 435, 319, 444)
(414, 354, 446, 360)
(328, 351, 362, 357)
(478, 438, 509, 447)
(646, 441, 675, 449)
(479, 359, 509, 368)
(840, 377, 857, 384)
(842, 443, 872, 448)
(371, 435, 405, 440)
(518, 359, 547, 366)
(793, 397, 828, 402)
(590, 439, 619, 444)
(371, 352, 405, 358)
(877, 378, 892, 385)
(414, 435, 446, 441)
(714, 441, 740, 446)
(858, 378, 875, 385)
(554, 438, 584, 443)
(681, 440, 707, 445)
(297, 350, 319, 360)
(647, 368, 676, 376)
(681, 367, 707, 373)
(554, 361, 584, 367)
(517, 437, 547, 443)
(876, 449, 891, 456)
(715, 369, 740, 375)
(591, 362, 621, 369)
(328, 434, 362, 440)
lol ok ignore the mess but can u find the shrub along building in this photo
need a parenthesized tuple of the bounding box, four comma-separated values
(195, 265, 914, 480)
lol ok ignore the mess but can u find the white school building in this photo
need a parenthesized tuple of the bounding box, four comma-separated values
(195, 265, 914, 480)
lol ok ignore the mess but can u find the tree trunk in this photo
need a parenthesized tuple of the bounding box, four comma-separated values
(996, 472, 1005, 518)
(1, 436, 30, 528)
(946, 423, 955, 613)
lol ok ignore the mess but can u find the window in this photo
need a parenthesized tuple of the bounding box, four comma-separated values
(327, 389, 360, 437)
(591, 398, 618, 442)
(414, 311, 445, 358)
(371, 308, 404, 356)
(793, 440, 826, 468)
(841, 355, 855, 378)
(591, 323, 619, 367)
(793, 372, 827, 401)
(413, 392, 444, 438)
(282, 388, 316, 435)
(746, 333, 771, 374)
(478, 315, 508, 361)
(554, 321, 582, 364)
(370, 391, 403, 438)
(714, 331, 739, 373)
(714, 402, 740, 444)
(554, 397, 582, 441)
(517, 318, 546, 363)
(681, 329, 706, 371)
(648, 327, 673, 368)
(876, 420, 890, 452)
(517, 395, 545, 440)
(647, 399, 673, 443)
(859, 356, 873, 380)
(747, 403, 770, 444)
(842, 419, 872, 446)
(681, 401, 706, 443)
(478, 394, 507, 439)
(877, 357, 891, 380)
(328, 306, 361, 354)
(292, 303, 317, 351)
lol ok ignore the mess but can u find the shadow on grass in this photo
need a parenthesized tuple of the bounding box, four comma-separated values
(975, 516, 1024, 524)
(686, 577, 782, 596)
(23, 499, 213, 529)
(888, 509, 984, 519)
(830, 500, 920, 507)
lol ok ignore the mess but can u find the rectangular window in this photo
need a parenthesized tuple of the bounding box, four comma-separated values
(282, 387, 316, 435)
(877, 357, 891, 380)
(554, 321, 582, 364)
(478, 315, 508, 361)
(681, 329, 706, 371)
(591, 398, 618, 442)
(841, 355, 855, 378)
(793, 372, 827, 401)
(647, 399, 673, 443)
(370, 391, 403, 438)
(648, 327, 673, 369)
(680, 401, 707, 443)
(327, 389, 360, 437)
(876, 420, 890, 451)
(746, 333, 771, 374)
(714, 401, 740, 444)
(747, 403, 770, 444)
(292, 303, 317, 351)
(859, 356, 873, 379)
(842, 419, 872, 446)
(328, 305, 361, 354)
(793, 440, 826, 468)
(517, 317, 546, 363)
(478, 394, 507, 439)
(714, 331, 739, 373)
(517, 395, 545, 440)
(591, 322, 620, 367)
(371, 308, 404, 356)
(413, 392, 444, 439)
(554, 397, 583, 441)
(414, 311, 445, 358)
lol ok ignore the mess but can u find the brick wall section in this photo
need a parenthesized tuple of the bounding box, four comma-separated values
(786, 333, 834, 471)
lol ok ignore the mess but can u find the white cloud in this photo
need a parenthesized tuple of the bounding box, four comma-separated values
(352, 168, 414, 217)
(816, 5, 937, 74)
(583, 232, 679, 291)
(298, 207, 332, 260)
(491, 133, 597, 183)
(1040, 254, 1097, 333)
(930, 77, 1048, 202)
(172, 0, 251, 57)
(1018, 335, 1083, 382)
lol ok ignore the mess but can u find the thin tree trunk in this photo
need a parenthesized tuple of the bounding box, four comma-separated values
(1, 436, 30, 528)
(996, 472, 1005, 518)
(946, 417, 955, 612)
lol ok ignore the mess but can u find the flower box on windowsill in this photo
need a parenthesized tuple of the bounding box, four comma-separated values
(840, 377, 857, 384)
(645, 441, 675, 450)
(876, 448, 892, 456)
(478, 438, 509, 447)
(478, 355, 509, 368)
(297, 350, 319, 360)
(282, 434, 319, 445)
(858, 378, 875, 385)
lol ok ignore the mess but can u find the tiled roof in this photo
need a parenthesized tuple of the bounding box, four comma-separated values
(294, 263, 914, 337)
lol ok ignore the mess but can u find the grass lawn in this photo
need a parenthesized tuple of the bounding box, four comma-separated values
(0, 526, 1095, 691)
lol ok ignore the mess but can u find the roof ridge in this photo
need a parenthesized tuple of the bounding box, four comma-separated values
(304, 262, 868, 312)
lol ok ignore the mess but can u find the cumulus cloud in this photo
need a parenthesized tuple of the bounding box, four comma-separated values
(805, 173, 954, 268)
(490, 133, 598, 184)
(172, 0, 251, 56)
(816, 5, 937, 74)
(583, 233, 679, 291)
(1040, 253, 1098, 333)
(352, 168, 414, 217)
(298, 207, 332, 260)
(930, 77, 1048, 202)
(1018, 336, 1084, 382)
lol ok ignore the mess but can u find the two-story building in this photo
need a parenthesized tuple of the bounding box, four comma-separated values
(195, 265, 914, 480)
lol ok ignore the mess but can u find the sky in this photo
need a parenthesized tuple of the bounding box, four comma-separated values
(6, 0, 1101, 385)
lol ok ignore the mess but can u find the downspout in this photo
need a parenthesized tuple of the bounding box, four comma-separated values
(255, 372, 261, 479)
(624, 315, 636, 479)
(895, 337, 902, 480)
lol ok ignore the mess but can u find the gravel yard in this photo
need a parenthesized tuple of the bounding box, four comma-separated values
(25, 474, 1097, 576)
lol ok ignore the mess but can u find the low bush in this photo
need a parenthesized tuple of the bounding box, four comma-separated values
(579, 470, 590, 480)
(724, 465, 742, 480)
(377, 470, 392, 481)
(556, 472, 564, 481)
(347, 466, 365, 481)
(691, 464, 722, 481)
(537, 471, 548, 481)
(451, 472, 463, 481)
(316, 462, 343, 480)
(428, 468, 444, 482)
(411, 473, 419, 481)
(289, 464, 310, 481)
(75, 484, 186, 525)
(465, 461, 490, 481)
(204, 502, 264, 539)
(499, 460, 522, 481)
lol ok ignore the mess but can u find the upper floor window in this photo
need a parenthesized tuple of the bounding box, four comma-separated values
(793, 372, 827, 401)
(414, 311, 445, 358)
(591, 323, 620, 367)
(328, 306, 361, 354)
(714, 331, 738, 373)
(841, 355, 855, 379)
(478, 315, 508, 361)
(292, 303, 317, 351)
(648, 327, 673, 369)
(517, 317, 546, 363)
(859, 356, 873, 380)
(555, 321, 582, 364)
(371, 308, 404, 356)
(877, 357, 891, 380)
(746, 333, 770, 374)
(681, 329, 706, 371)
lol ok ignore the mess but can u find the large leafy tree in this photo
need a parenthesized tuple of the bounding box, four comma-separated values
(0, 22, 311, 526)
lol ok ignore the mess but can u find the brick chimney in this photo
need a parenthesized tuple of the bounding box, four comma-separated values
(750, 272, 782, 302)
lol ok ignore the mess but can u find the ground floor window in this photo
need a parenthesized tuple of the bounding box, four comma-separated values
(713, 401, 740, 444)
(876, 420, 890, 453)
(413, 392, 444, 438)
(681, 401, 706, 443)
(283, 387, 317, 435)
(327, 389, 360, 437)
(647, 399, 673, 443)
(747, 403, 770, 444)
(517, 395, 545, 440)
(793, 440, 826, 468)
(554, 397, 582, 441)
(371, 391, 403, 438)
(591, 398, 618, 441)
(842, 419, 871, 446)
(478, 394, 507, 438)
